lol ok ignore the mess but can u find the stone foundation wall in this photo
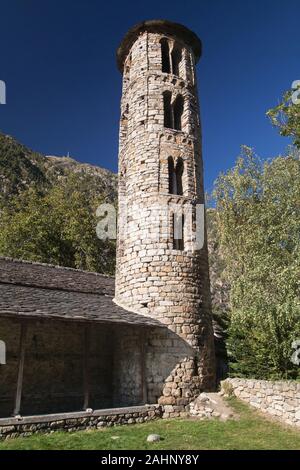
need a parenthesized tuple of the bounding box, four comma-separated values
(147, 327, 203, 415)
(222, 378, 300, 427)
(0, 405, 162, 440)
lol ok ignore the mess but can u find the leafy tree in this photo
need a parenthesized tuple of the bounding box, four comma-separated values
(267, 86, 300, 148)
(213, 146, 300, 379)
(0, 174, 116, 274)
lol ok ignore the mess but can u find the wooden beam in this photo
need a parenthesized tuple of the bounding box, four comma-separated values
(13, 322, 28, 416)
(140, 330, 148, 404)
(83, 324, 91, 410)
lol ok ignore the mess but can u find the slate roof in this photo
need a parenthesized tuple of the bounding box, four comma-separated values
(0, 257, 114, 296)
(0, 258, 164, 328)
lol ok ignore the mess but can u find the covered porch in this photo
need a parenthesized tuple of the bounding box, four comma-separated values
(0, 316, 156, 418)
(0, 270, 164, 419)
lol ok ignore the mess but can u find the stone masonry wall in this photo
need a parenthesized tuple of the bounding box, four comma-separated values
(113, 326, 144, 407)
(222, 378, 300, 427)
(115, 24, 216, 413)
(112, 325, 205, 414)
(0, 405, 162, 440)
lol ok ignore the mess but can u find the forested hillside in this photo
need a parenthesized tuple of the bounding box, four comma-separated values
(0, 133, 117, 274)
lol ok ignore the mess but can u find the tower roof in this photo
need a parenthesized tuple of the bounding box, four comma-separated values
(117, 19, 202, 72)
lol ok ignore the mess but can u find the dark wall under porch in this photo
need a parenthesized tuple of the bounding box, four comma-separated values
(0, 318, 115, 417)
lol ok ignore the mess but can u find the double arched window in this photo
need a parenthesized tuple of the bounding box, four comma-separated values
(163, 92, 184, 131)
(168, 157, 184, 196)
(160, 39, 182, 77)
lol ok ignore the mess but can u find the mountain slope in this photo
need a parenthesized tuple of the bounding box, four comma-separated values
(0, 133, 117, 203)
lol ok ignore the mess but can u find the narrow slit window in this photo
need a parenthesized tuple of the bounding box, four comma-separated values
(173, 213, 184, 250)
(171, 46, 182, 77)
(175, 158, 184, 195)
(163, 91, 173, 129)
(168, 156, 176, 194)
(173, 95, 184, 131)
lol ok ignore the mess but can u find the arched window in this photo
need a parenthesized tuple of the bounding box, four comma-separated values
(163, 93, 185, 132)
(173, 95, 184, 131)
(171, 46, 182, 77)
(172, 212, 184, 250)
(168, 157, 184, 195)
(160, 38, 171, 73)
(163, 91, 172, 129)
(175, 158, 184, 196)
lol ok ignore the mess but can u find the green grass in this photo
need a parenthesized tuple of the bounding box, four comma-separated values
(0, 399, 300, 450)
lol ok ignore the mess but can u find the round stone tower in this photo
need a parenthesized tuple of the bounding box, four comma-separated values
(115, 20, 216, 410)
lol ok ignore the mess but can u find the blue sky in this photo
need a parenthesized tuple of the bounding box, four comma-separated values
(0, 0, 299, 192)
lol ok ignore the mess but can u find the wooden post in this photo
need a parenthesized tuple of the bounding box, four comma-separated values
(140, 329, 148, 404)
(83, 324, 91, 410)
(13, 322, 27, 416)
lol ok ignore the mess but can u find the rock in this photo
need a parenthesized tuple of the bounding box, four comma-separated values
(198, 393, 209, 403)
(147, 434, 161, 443)
(220, 413, 230, 421)
(189, 392, 236, 421)
(14, 415, 23, 421)
(158, 396, 175, 406)
(0, 426, 15, 434)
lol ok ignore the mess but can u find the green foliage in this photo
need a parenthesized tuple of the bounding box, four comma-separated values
(213, 146, 300, 379)
(267, 88, 300, 148)
(0, 174, 116, 274)
(206, 208, 230, 355)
